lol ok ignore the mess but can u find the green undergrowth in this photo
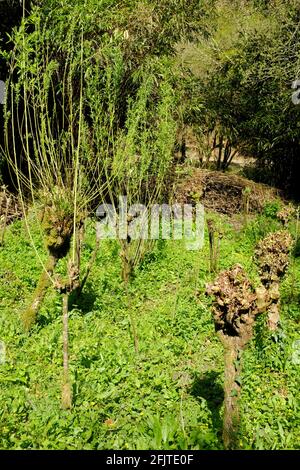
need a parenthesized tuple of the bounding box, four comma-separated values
(0, 210, 299, 449)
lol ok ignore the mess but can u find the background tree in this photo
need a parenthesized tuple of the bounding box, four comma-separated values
(179, 0, 300, 198)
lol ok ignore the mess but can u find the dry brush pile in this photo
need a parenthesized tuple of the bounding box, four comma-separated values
(175, 170, 280, 215)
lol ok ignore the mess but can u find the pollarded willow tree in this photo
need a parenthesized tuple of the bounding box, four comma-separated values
(2, 0, 213, 407)
(206, 264, 270, 449)
(106, 58, 177, 353)
(254, 230, 293, 331)
(4, 16, 111, 408)
(109, 60, 177, 282)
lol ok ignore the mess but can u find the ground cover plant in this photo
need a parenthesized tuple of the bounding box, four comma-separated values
(0, 204, 299, 449)
(0, 0, 299, 451)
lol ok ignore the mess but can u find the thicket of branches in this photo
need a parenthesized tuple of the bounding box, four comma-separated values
(0, 0, 30, 180)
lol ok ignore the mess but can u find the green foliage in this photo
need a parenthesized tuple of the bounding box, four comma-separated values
(243, 214, 280, 245)
(262, 201, 282, 219)
(181, 0, 300, 196)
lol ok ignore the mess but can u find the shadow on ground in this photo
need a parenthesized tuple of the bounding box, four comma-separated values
(70, 282, 98, 314)
(190, 370, 224, 444)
